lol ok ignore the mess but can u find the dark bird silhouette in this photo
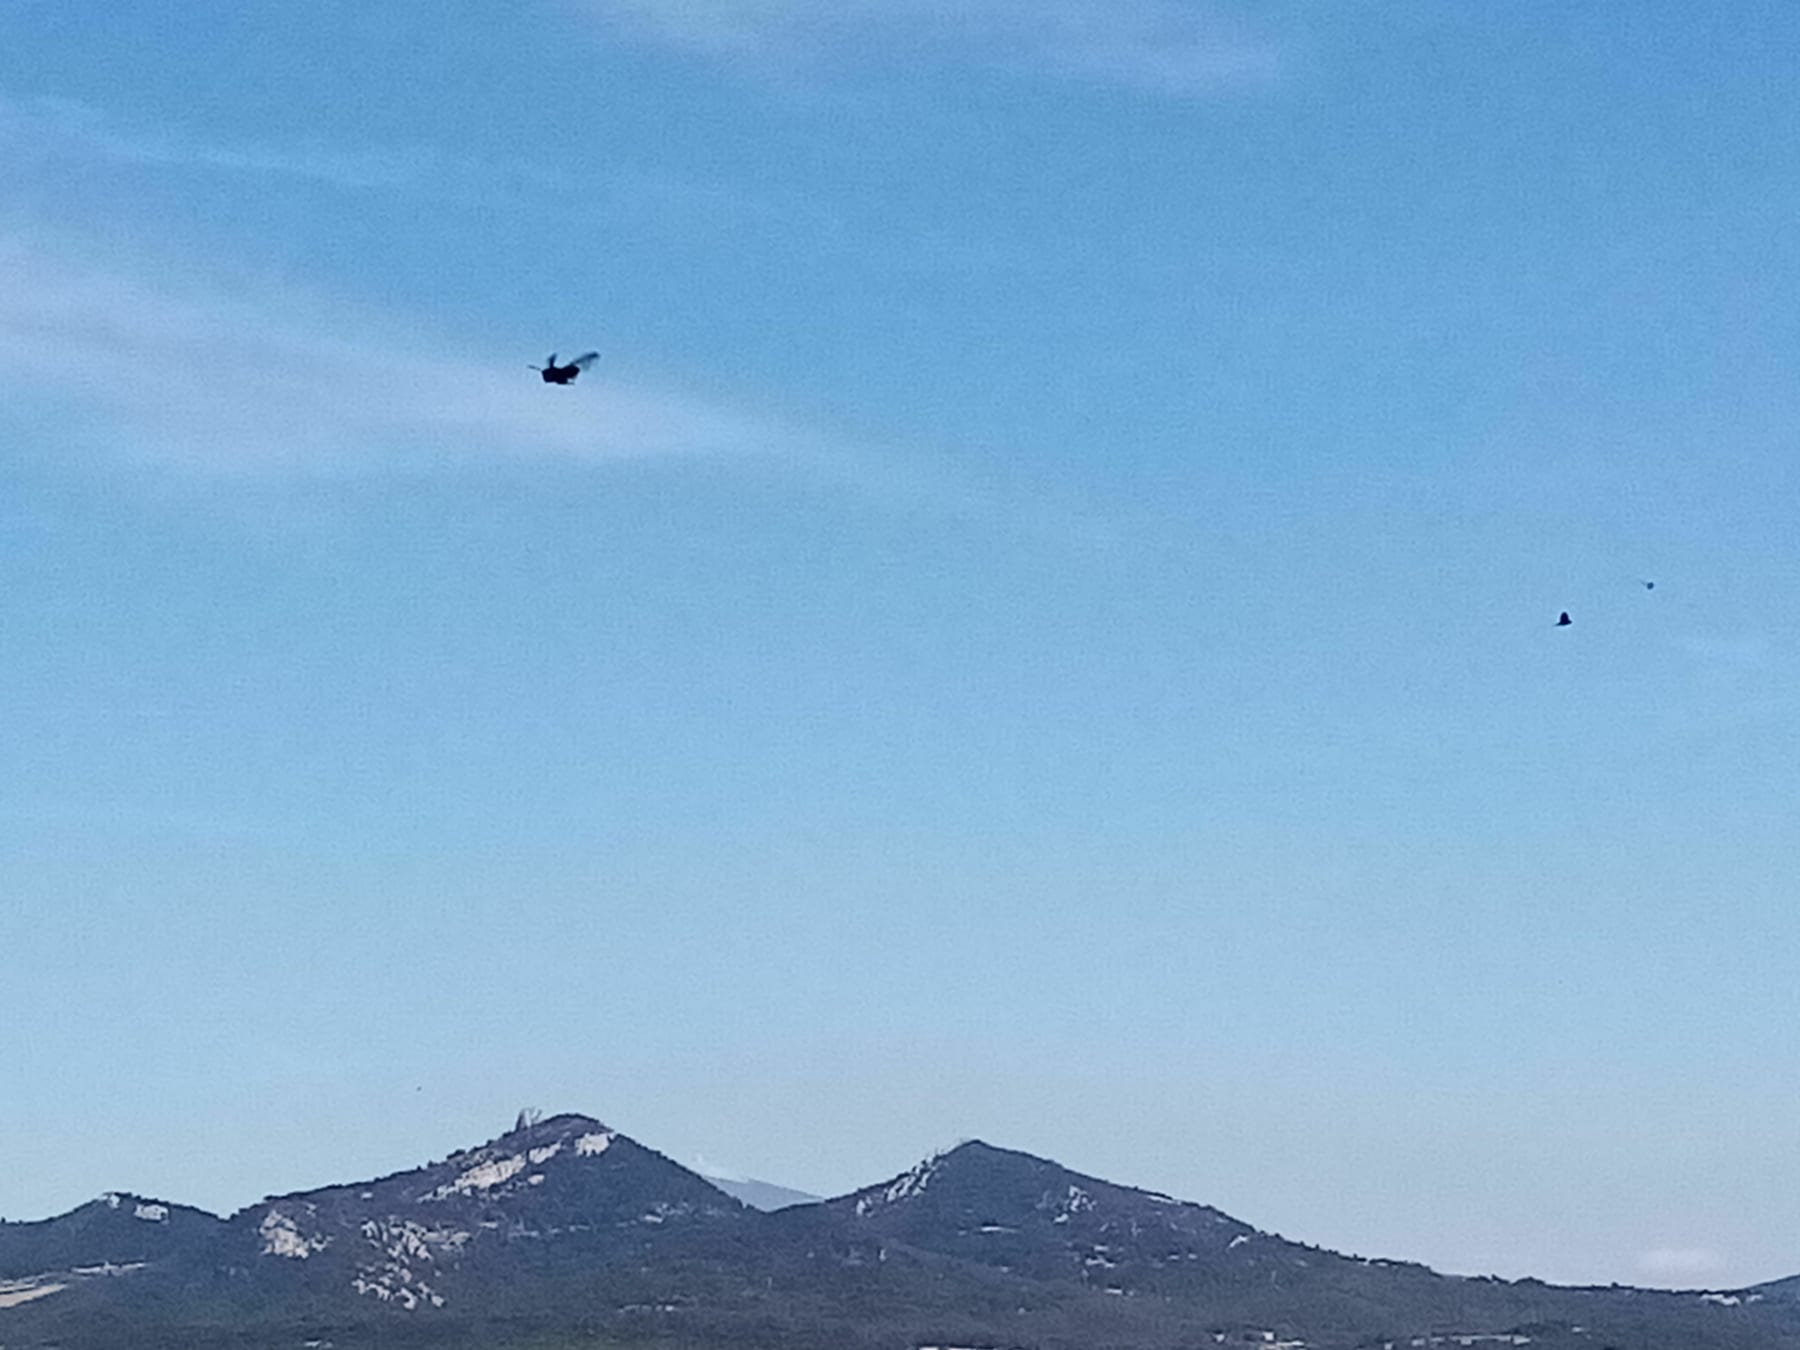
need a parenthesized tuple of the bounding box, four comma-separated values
(530, 351, 599, 385)
(1556, 612, 1572, 627)
(1641, 580, 1656, 590)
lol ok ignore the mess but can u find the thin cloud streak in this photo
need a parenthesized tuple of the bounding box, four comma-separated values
(1, 87, 1065, 287)
(0, 91, 568, 198)
(582, 0, 1287, 95)
(0, 233, 1122, 554)
(0, 235, 800, 475)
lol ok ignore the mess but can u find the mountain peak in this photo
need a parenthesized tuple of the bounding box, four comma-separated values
(499, 1110, 610, 1140)
(482, 1111, 618, 1162)
(87, 1193, 179, 1223)
(222, 1109, 746, 1312)
(822, 1138, 1273, 1293)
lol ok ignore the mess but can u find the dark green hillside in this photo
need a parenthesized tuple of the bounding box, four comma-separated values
(0, 1193, 221, 1279)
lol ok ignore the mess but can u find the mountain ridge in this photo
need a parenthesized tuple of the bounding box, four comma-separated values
(3, 1111, 1796, 1350)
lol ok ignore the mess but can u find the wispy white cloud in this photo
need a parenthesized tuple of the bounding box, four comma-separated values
(0, 94, 784, 472)
(582, 0, 1286, 95)
(0, 226, 1131, 560)
(0, 91, 562, 197)
(0, 90, 920, 273)
(0, 233, 799, 474)
(0, 231, 1117, 550)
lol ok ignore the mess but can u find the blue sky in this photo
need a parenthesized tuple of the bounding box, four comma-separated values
(2, 0, 1798, 1292)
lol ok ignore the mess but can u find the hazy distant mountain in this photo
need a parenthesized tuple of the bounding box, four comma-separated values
(2, 1112, 1795, 1350)
(697, 1172, 820, 1211)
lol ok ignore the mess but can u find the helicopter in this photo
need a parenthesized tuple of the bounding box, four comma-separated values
(530, 351, 599, 385)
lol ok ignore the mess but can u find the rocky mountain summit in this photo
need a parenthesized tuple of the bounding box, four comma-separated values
(3, 1112, 1797, 1350)
(216, 1112, 746, 1311)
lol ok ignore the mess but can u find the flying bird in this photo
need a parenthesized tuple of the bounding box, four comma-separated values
(1556, 612, 1572, 627)
(530, 351, 599, 385)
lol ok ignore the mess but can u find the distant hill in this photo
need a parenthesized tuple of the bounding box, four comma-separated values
(1, 1112, 1794, 1350)
(0, 1193, 220, 1280)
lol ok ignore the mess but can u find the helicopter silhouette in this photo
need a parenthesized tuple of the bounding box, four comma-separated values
(530, 351, 599, 385)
